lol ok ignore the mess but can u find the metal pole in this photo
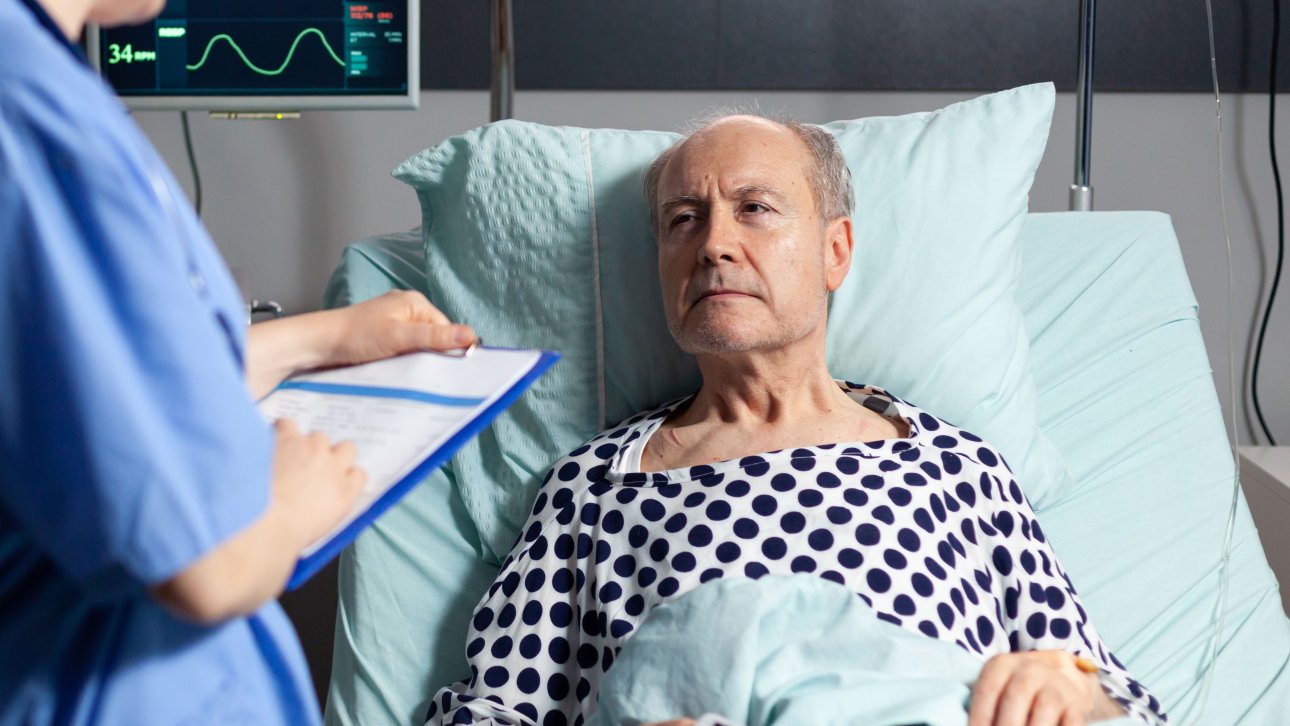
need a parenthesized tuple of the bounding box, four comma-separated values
(1070, 0, 1096, 211)
(490, 0, 514, 122)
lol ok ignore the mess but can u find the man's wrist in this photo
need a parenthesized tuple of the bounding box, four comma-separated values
(1084, 674, 1128, 720)
(1066, 654, 1124, 721)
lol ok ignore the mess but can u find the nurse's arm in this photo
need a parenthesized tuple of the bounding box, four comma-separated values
(149, 419, 366, 624)
(244, 290, 476, 399)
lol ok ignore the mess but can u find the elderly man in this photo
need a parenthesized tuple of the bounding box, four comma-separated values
(426, 115, 1166, 726)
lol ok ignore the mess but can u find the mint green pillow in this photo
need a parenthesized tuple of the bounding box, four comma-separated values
(393, 83, 1065, 563)
(822, 84, 1069, 511)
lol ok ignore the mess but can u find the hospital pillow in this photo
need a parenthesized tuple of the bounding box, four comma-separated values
(392, 83, 1066, 563)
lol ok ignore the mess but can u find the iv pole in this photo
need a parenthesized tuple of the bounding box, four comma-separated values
(1070, 0, 1096, 211)
(490, 0, 514, 122)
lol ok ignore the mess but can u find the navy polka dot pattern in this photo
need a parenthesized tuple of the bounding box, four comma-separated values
(427, 385, 1166, 725)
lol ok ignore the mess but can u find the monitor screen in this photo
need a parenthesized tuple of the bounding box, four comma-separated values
(89, 0, 418, 111)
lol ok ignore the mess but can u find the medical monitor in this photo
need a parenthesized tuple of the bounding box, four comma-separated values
(88, 1, 418, 111)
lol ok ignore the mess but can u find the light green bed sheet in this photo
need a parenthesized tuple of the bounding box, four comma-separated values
(322, 213, 1290, 725)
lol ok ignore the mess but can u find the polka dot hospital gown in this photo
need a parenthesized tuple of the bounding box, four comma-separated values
(426, 384, 1167, 725)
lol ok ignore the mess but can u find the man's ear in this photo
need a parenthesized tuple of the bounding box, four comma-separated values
(824, 216, 854, 293)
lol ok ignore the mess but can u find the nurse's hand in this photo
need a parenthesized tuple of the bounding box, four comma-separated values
(245, 290, 476, 399)
(323, 289, 477, 367)
(268, 418, 367, 548)
(149, 419, 367, 625)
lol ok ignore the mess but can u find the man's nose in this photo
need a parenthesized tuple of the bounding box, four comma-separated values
(696, 213, 742, 266)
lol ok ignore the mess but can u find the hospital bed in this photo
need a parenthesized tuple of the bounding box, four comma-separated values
(319, 88, 1290, 724)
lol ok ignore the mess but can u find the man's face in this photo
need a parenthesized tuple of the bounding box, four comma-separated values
(654, 117, 851, 356)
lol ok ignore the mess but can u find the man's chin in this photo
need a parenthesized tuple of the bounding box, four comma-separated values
(672, 327, 776, 356)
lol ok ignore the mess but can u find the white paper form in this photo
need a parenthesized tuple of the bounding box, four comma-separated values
(257, 347, 544, 558)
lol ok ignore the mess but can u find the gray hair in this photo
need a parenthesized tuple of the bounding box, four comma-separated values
(643, 105, 855, 236)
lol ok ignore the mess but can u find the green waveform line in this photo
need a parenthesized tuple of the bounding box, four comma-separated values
(186, 27, 345, 75)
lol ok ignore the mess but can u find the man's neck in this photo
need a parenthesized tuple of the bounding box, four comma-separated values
(679, 333, 854, 431)
(639, 335, 906, 472)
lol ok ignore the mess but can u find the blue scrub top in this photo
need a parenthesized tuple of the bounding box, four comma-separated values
(0, 1, 320, 723)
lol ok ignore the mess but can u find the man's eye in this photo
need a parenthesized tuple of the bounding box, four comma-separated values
(742, 202, 770, 214)
(670, 212, 698, 228)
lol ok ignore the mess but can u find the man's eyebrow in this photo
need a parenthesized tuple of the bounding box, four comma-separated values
(659, 194, 705, 216)
(659, 185, 788, 215)
(732, 184, 788, 203)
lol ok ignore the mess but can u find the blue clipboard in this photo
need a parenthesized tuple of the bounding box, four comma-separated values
(285, 349, 560, 590)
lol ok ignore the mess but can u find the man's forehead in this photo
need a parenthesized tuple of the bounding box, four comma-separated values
(700, 114, 792, 136)
(661, 118, 811, 194)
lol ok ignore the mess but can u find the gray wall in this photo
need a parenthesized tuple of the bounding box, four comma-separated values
(132, 89, 1290, 700)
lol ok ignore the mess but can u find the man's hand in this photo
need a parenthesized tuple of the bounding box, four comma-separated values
(968, 651, 1124, 726)
(245, 290, 476, 398)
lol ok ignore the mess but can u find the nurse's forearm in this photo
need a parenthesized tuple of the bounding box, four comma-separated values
(245, 312, 337, 399)
(149, 419, 365, 624)
(148, 498, 311, 624)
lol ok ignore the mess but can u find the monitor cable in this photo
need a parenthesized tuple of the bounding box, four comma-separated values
(180, 110, 203, 217)
(1187, 0, 1245, 721)
(1252, 0, 1284, 446)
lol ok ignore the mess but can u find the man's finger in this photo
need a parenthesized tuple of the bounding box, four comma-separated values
(1059, 705, 1087, 726)
(993, 676, 1041, 726)
(1027, 686, 1066, 726)
(968, 658, 1010, 726)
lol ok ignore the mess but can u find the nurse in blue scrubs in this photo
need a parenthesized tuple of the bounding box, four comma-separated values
(0, 0, 474, 722)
